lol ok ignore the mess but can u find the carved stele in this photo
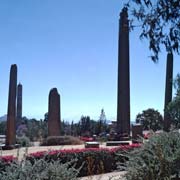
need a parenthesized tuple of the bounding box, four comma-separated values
(48, 88, 61, 136)
(6, 64, 17, 146)
(164, 53, 173, 131)
(16, 83, 22, 128)
(117, 8, 130, 136)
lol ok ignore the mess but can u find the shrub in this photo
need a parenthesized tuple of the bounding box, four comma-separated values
(16, 136, 31, 147)
(0, 158, 79, 180)
(41, 136, 83, 146)
(0, 155, 16, 172)
(27, 144, 140, 177)
(136, 108, 163, 131)
(28, 148, 113, 176)
(125, 132, 180, 180)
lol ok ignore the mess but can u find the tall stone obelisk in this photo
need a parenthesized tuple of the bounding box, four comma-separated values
(117, 8, 130, 136)
(48, 88, 61, 136)
(16, 83, 22, 128)
(6, 64, 17, 147)
(164, 53, 173, 131)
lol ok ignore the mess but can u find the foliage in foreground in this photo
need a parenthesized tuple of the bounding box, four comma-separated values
(27, 144, 140, 177)
(0, 144, 140, 178)
(0, 158, 78, 180)
(125, 131, 180, 180)
(0, 155, 16, 172)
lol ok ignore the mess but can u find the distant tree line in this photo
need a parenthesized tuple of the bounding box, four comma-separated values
(0, 109, 110, 141)
(0, 79, 179, 140)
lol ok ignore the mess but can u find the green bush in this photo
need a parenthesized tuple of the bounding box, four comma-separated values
(125, 131, 180, 180)
(0, 156, 16, 172)
(28, 149, 114, 177)
(41, 136, 83, 146)
(27, 144, 140, 177)
(0, 158, 79, 180)
(16, 136, 31, 147)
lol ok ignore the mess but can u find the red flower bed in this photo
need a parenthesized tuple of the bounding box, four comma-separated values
(110, 143, 141, 153)
(80, 136, 94, 142)
(0, 155, 17, 172)
(0, 155, 16, 162)
(29, 144, 141, 158)
(0, 144, 141, 177)
(27, 143, 141, 177)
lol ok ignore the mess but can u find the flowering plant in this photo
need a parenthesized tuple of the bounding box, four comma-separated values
(0, 155, 16, 162)
(27, 144, 141, 176)
(0, 155, 17, 172)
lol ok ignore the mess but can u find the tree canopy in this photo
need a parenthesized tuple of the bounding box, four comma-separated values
(136, 108, 163, 131)
(174, 73, 180, 95)
(125, 0, 180, 62)
(166, 74, 180, 128)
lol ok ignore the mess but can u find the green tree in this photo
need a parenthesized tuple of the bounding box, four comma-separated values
(0, 121, 6, 135)
(61, 120, 65, 135)
(174, 73, 180, 95)
(166, 74, 180, 128)
(136, 108, 163, 131)
(80, 116, 91, 136)
(71, 120, 74, 136)
(44, 112, 48, 122)
(96, 109, 109, 135)
(22, 117, 47, 141)
(89, 119, 97, 135)
(64, 121, 71, 135)
(167, 96, 180, 128)
(74, 122, 81, 136)
(125, 0, 180, 62)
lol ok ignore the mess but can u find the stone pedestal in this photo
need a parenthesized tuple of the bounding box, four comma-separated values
(106, 141, 130, 146)
(132, 124, 143, 143)
(6, 64, 17, 147)
(85, 142, 99, 148)
(48, 88, 61, 136)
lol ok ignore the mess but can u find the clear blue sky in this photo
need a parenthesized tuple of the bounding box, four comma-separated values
(0, 0, 179, 122)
